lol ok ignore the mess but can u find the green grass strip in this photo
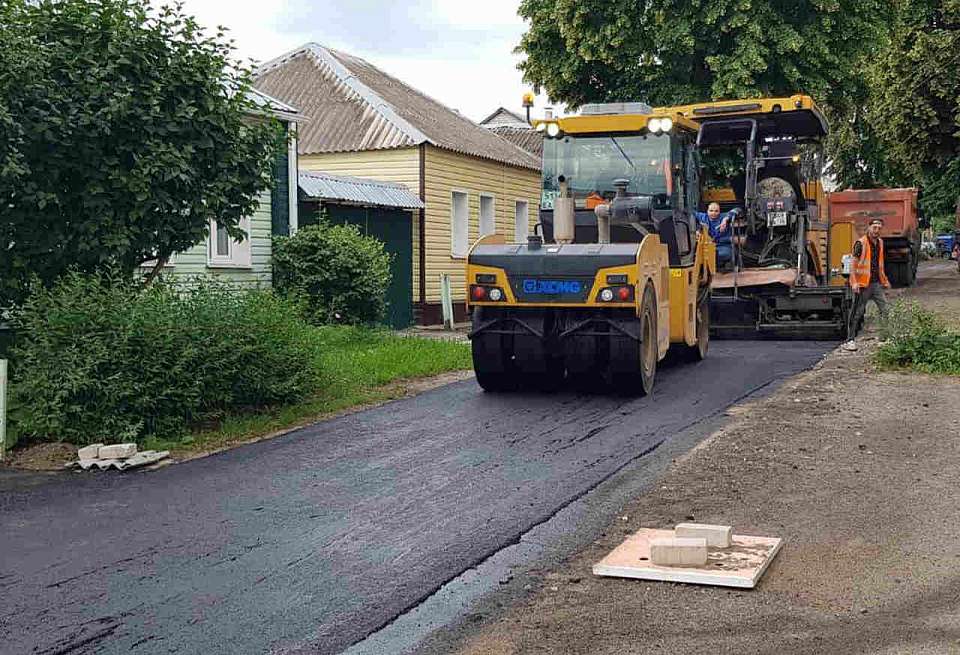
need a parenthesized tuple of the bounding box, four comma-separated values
(144, 326, 472, 456)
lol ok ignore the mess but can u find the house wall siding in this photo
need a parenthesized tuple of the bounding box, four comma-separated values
(422, 145, 541, 303)
(299, 147, 421, 299)
(160, 189, 273, 287)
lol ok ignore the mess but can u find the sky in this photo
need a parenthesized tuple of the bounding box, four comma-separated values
(178, 0, 557, 123)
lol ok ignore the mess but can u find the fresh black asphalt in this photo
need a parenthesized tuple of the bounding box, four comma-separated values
(0, 341, 831, 654)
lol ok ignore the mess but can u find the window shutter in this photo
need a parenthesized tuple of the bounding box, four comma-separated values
(271, 125, 290, 236)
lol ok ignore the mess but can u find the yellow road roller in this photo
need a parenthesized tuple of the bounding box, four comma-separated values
(466, 102, 715, 393)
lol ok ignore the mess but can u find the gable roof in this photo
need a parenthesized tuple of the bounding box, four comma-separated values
(480, 107, 529, 128)
(255, 43, 540, 171)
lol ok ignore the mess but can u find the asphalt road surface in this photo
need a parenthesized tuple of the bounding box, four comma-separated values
(1, 341, 830, 654)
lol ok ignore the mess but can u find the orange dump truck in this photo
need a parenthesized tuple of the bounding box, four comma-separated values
(828, 188, 921, 287)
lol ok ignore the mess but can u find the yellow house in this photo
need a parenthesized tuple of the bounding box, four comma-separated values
(255, 43, 541, 325)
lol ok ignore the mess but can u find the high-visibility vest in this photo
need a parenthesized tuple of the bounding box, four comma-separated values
(850, 235, 890, 289)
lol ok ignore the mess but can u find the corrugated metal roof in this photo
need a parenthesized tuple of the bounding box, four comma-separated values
(298, 170, 424, 209)
(488, 126, 544, 159)
(255, 44, 540, 171)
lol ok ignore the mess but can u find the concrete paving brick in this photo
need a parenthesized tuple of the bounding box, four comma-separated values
(77, 444, 105, 460)
(649, 537, 708, 567)
(98, 443, 137, 459)
(675, 522, 734, 548)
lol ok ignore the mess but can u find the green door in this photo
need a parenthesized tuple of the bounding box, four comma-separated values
(325, 204, 413, 329)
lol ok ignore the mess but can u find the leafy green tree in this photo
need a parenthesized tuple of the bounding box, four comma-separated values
(516, 0, 889, 186)
(517, 0, 886, 107)
(0, 0, 284, 307)
(864, 0, 960, 226)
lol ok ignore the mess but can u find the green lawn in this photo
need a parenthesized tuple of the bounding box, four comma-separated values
(144, 326, 472, 456)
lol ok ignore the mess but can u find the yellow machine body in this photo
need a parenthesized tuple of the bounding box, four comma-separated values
(664, 95, 852, 339)
(467, 232, 715, 360)
(468, 107, 714, 393)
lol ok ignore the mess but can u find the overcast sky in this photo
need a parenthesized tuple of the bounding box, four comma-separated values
(179, 0, 556, 123)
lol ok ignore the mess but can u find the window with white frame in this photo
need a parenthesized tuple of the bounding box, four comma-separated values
(451, 190, 469, 257)
(514, 199, 529, 243)
(208, 216, 252, 267)
(479, 193, 495, 237)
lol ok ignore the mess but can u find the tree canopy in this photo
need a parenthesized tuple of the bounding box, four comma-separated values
(0, 0, 284, 307)
(516, 0, 960, 209)
(517, 0, 886, 108)
(863, 0, 960, 223)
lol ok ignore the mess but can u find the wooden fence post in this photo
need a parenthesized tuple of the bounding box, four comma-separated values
(440, 274, 454, 331)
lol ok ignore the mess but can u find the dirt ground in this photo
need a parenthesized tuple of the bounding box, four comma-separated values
(433, 260, 960, 655)
(904, 258, 960, 323)
(2, 441, 76, 471)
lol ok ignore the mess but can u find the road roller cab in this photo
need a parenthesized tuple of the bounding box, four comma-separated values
(466, 103, 715, 394)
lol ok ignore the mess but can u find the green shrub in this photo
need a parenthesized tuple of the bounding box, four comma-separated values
(874, 300, 960, 374)
(9, 273, 320, 445)
(273, 222, 392, 325)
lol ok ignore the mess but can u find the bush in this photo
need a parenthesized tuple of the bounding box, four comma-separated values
(874, 300, 960, 374)
(9, 273, 320, 445)
(273, 221, 392, 325)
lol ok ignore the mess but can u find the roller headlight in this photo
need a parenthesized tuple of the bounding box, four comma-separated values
(660, 117, 673, 132)
(535, 122, 547, 132)
(488, 288, 503, 301)
(600, 288, 615, 302)
(546, 122, 561, 137)
(648, 118, 662, 133)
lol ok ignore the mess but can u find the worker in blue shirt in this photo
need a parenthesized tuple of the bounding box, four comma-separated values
(697, 202, 733, 266)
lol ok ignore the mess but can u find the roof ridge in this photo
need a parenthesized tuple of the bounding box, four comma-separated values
(257, 43, 540, 170)
(259, 42, 430, 147)
(327, 48, 485, 129)
(320, 46, 538, 169)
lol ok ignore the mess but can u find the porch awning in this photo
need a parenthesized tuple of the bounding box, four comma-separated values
(298, 170, 424, 210)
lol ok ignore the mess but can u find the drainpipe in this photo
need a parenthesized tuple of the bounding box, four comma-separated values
(288, 122, 299, 234)
(418, 143, 427, 321)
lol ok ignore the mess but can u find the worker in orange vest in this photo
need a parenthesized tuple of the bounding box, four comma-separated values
(843, 217, 891, 349)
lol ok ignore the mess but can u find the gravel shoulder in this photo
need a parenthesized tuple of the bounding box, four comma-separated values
(427, 260, 960, 655)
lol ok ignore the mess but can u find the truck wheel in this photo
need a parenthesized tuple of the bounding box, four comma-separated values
(888, 262, 908, 288)
(682, 294, 709, 362)
(909, 253, 918, 286)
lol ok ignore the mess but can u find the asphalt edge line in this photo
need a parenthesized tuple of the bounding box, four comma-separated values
(337, 362, 826, 655)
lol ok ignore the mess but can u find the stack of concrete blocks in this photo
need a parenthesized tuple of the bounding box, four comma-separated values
(649, 523, 734, 567)
(73, 443, 168, 471)
(78, 443, 138, 462)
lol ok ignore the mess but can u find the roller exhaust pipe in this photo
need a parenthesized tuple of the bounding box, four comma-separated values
(553, 175, 575, 244)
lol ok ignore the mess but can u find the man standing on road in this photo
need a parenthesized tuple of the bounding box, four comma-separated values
(843, 218, 891, 350)
(697, 202, 732, 267)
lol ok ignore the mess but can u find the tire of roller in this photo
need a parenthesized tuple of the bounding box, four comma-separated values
(608, 283, 657, 396)
(471, 307, 517, 392)
(681, 293, 709, 362)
